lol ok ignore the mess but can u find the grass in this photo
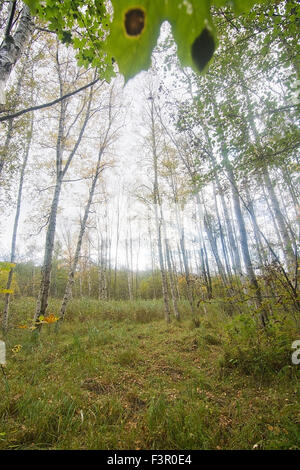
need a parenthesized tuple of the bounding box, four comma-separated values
(0, 297, 299, 449)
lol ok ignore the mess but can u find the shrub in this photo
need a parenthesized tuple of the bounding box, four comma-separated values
(219, 314, 299, 380)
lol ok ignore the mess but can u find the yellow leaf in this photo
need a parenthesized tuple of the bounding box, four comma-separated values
(44, 314, 59, 324)
(0, 262, 16, 272)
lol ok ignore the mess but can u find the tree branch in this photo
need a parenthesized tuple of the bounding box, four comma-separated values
(0, 77, 102, 122)
(5, 0, 17, 38)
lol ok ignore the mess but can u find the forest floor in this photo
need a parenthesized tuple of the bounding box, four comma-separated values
(0, 297, 299, 450)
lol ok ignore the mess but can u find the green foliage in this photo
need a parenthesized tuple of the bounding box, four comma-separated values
(25, 0, 114, 79)
(0, 296, 299, 449)
(220, 314, 300, 381)
(146, 393, 214, 449)
(138, 271, 162, 299)
(24, 0, 266, 81)
(107, 0, 216, 81)
(116, 348, 138, 367)
(14, 263, 40, 298)
(0, 262, 15, 273)
(63, 298, 166, 323)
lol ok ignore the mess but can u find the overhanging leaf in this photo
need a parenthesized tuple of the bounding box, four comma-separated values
(24, 0, 268, 81)
(107, 1, 165, 82)
(107, 0, 217, 81)
(165, 0, 214, 72)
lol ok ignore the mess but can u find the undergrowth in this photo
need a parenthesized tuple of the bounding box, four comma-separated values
(0, 297, 299, 449)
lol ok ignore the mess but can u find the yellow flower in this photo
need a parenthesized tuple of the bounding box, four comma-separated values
(11, 344, 22, 354)
(17, 324, 28, 329)
(44, 314, 59, 324)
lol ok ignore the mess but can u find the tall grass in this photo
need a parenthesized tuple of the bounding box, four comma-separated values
(0, 296, 299, 449)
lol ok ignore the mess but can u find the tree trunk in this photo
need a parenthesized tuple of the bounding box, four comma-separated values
(262, 168, 294, 268)
(240, 74, 295, 269)
(244, 182, 265, 267)
(209, 151, 242, 275)
(35, 178, 63, 321)
(125, 237, 133, 301)
(34, 54, 94, 323)
(60, 147, 104, 319)
(2, 114, 33, 331)
(162, 208, 180, 320)
(0, 4, 34, 104)
(149, 97, 171, 323)
(213, 182, 232, 278)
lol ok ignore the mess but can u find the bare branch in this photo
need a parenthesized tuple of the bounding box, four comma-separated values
(0, 77, 102, 122)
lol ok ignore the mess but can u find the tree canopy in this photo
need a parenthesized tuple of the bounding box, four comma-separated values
(25, 0, 267, 81)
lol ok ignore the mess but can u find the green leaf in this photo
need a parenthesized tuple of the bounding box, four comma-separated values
(25, 0, 40, 11)
(107, 0, 216, 81)
(213, 0, 265, 13)
(107, 1, 164, 82)
(61, 30, 73, 45)
(24, 0, 269, 81)
(168, 1, 216, 73)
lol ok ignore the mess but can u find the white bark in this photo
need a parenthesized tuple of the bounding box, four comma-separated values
(2, 114, 33, 332)
(0, 4, 34, 105)
(35, 57, 94, 322)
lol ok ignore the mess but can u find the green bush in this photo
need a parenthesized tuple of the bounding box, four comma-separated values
(219, 314, 299, 380)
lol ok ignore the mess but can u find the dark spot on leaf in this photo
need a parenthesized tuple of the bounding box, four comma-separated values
(191, 28, 215, 71)
(125, 9, 145, 36)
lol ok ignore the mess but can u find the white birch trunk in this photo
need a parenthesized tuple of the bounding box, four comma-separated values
(2, 114, 33, 331)
(0, 4, 34, 105)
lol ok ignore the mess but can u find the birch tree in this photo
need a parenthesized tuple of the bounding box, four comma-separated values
(59, 87, 118, 319)
(34, 46, 97, 323)
(2, 112, 33, 332)
(0, 2, 33, 105)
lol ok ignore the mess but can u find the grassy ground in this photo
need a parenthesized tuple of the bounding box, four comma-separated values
(0, 297, 299, 450)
